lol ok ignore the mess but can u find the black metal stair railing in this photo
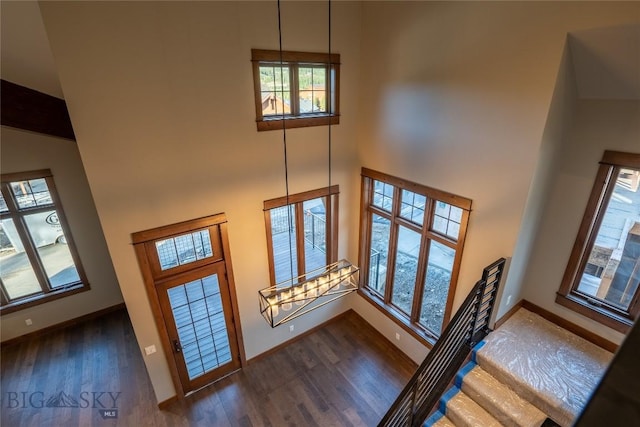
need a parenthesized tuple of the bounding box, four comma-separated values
(378, 258, 506, 427)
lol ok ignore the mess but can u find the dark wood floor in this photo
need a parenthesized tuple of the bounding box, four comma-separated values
(1, 309, 416, 426)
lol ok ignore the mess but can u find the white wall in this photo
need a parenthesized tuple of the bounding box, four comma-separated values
(39, 1, 362, 403)
(0, 126, 123, 341)
(352, 1, 640, 359)
(521, 99, 640, 345)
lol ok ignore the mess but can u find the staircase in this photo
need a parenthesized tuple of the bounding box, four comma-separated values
(424, 309, 613, 427)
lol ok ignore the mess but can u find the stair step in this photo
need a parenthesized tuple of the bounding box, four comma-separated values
(458, 362, 547, 427)
(444, 388, 502, 427)
(423, 410, 456, 427)
(475, 309, 613, 427)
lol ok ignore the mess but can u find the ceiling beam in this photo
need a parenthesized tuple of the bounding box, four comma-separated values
(1, 79, 75, 141)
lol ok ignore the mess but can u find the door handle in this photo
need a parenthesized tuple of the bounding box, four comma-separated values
(173, 339, 182, 353)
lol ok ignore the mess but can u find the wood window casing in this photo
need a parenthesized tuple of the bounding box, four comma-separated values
(358, 168, 471, 347)
(132, 213, 246, 399)
(556, 151, 640, 334)
(0, 169, 90, 314)
(264, 186, 339, 286)
(251, 49, 340, 132)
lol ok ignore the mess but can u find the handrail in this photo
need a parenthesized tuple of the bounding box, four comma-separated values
(378, 258, 506, 427)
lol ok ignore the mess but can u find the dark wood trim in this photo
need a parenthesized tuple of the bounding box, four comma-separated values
(157, 395, 179, 410)
(220, 222, 247, 366)
(263, 185, 339, 210)
(251, 49, 340, 64)
(523, 299, 619, 353)
(361, 168, 472, 211)
(1, 303, 126, 347)
(357, 287, 438, 348)
(493, 298, 524, 330)
(601, 150, 640, 168)
(257, 115, 340, 132)
(1, 79, 75, 141)
(555, 293, 632, 335)
(131, 213, 227, 244)
(1, 169, 53, 182)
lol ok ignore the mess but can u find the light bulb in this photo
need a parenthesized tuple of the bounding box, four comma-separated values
(281, 289, 292, 311)
(294, 285, 305, 306)
(268, 295, 279, 317)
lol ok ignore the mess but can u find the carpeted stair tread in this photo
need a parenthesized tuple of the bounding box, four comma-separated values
(475, 309, 612, 427)
(458, 363, 547, 427)
(445, 389, 503, 427)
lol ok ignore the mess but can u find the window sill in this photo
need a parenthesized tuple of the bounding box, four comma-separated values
(1, 283, 90, 315)
(358, 287, 438, 349)
(257, 114, 339, 132)
(555, 292, 633, 334)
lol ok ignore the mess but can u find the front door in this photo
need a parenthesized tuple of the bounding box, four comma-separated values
(132, 214, 243, 395)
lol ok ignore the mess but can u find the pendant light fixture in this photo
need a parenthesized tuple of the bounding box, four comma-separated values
(258, 0, 359, 328)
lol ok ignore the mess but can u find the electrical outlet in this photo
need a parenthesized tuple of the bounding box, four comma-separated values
(289, 324, 295, 332)
(395, 332, 400, 341)
(144, 345, 157, 355)
(25, 319, 33, 326)
(506, 295, 513, 306)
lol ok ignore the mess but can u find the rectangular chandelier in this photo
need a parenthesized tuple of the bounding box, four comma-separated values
(258, 259, 359, 328)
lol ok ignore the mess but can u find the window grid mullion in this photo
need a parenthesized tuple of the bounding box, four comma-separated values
(410, 197, 436, 324)
(384, 186, 403, 305)
(12, 215, 52, 294)
(295, 202, 306, 281)
(290, 64, 299, 116)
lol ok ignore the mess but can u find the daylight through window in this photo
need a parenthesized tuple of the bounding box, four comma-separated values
(359, 168, 471, 344)
(557, 151, 640, 333)
(251, 49, 340, 131)
(264, 186, 338, 285)
(0, 170, 89, 313)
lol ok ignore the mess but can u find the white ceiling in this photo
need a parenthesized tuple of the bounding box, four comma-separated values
(0, 2, 638, 101)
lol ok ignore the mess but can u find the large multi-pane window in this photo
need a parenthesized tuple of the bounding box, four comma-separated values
(264, 186, 338, 285)
(0, 170, 88, 313)
(359, 169, 471, 343)
(557, 151, 640, 333)
(251, 49, 340, 131)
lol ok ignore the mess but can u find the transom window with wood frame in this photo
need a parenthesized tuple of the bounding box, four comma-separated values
(264, 186, 338, 285)
(557, 151, 640, 333)
(0, 169, 89, 313)
(358, 168, 471, 344)
(251, 49, 340, 132)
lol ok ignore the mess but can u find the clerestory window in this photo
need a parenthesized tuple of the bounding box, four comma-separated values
(251, 49, 340, 131)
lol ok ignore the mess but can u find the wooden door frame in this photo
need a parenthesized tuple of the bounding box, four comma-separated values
(132, 213, 246, 401)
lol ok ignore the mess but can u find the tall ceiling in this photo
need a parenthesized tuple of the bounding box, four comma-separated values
(1, 2, 638, 101)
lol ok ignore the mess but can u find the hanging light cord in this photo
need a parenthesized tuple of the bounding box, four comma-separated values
(328, 0, 332, 199)
(277, 0, 295, 285)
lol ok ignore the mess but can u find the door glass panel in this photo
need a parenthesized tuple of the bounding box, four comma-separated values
(155, 229, 213, 271)
(24, 211, 80, 288)
(369, 214, 391, 295)
(391, 226, 420, 315)
(270, 205, 298, 283)
(168, 274, 232, 381)
(420, 241, 456, 334)
(0, 218, 41, 299)
(576, 168, 640, 310)
(303, 198, 326, 275)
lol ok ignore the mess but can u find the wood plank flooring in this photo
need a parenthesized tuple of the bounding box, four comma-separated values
(1, 309, 416, 427)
